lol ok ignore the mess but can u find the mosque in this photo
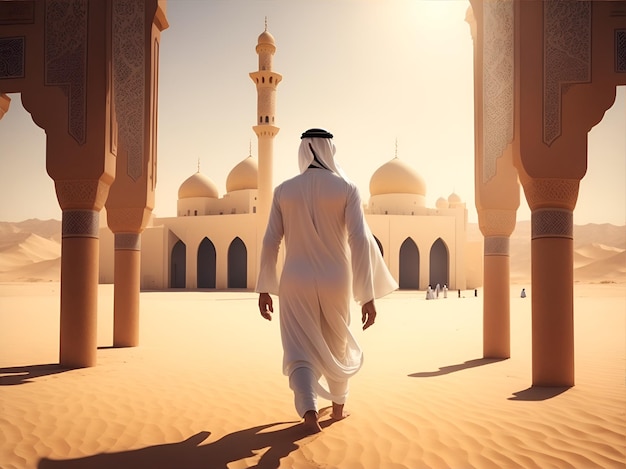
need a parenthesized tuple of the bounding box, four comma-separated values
(99, 27, 482, 292)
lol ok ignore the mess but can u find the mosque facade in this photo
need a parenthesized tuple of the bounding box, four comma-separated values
(99, 28, 483, 292)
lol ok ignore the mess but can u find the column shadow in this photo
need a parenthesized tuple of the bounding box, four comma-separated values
(0, 364, 70, 386)
(408, 357, 507, 378)
(508, 386, 571, 401)
(38, 418, 338, 469)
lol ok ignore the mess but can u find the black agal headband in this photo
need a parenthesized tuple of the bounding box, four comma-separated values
(300, 128, 333, 139)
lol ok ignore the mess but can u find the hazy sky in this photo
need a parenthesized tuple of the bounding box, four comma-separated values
(0, 0, 624, 225)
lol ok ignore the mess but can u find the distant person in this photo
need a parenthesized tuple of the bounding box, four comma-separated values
(426, 285, 435, 300)
(256, 128, 397, 433)
(520, 288, 526, 298)
(443, 284, 448, 299)
(435, 283, 441, 298)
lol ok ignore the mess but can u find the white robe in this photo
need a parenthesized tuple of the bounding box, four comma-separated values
(256, 167, 397, 402)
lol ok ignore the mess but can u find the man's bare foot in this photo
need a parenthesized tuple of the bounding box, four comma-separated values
(331, 402, 350, 420)
(303, 410, 322, 433)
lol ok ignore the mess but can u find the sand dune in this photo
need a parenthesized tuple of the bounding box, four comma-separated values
(0, 283, 624, 468)
(0, 232, 60, 271)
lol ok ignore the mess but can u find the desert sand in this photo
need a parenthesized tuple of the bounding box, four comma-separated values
(1, 281, 624, 469)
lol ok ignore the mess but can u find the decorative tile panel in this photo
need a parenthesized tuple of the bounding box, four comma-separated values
(44, 0, 88, 144)
(617, 30, 626, 73)
(531, 208, 573, 240)
(0, 37, 25, 79)
(543, 1, 591, 146)
(113, 0, 146, 182)
(62, 209, 99, 238)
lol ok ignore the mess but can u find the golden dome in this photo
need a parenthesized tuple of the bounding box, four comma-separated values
(369, 157, 426, 197)
(226, 156, 258, 192)
(178, 172, 219, 199)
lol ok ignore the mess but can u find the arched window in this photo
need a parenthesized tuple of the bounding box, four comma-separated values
(265, 116, 269, 123)
(429, 238, 449, 288)
(197, 237, 216, 288)
(228, 237, 247, 288)
(399, 237, 419, 289)
(170, 240, 186, 288)
(269, 76, 273, 83)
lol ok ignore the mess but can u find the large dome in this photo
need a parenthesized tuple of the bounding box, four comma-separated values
(178, 172, 219, 199)
(369, 157, 426, 197)
(226, 156, 258, 192)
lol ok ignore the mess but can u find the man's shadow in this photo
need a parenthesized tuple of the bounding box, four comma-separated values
(38, 418, 338, 469)
(0, 364, 69, 386)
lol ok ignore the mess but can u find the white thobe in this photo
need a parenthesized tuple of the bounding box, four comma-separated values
(256, 167, 397, 406)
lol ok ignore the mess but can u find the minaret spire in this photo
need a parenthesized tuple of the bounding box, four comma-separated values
(395, 138, 398, 158)
(250, 22, 282, 231)
(197, 158, 200, 173)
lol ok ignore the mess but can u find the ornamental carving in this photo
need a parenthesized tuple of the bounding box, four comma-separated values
(55, 179, 110, 210)
(478, 209, 516, 237)
(521, 178, 579, 211)
(44, 0, 88, 144)
(617, 30, 626, 73)
(484, 236, 510, 256)
(107, 207, 151, 232)
(113, 0, 146, 182)
(482, 0, 514, 183)
(543, 1, 591, 146)
(115, 233, 141, 251)
(532, 208, 573, 240)
(62, 209, 99, 238)
(0, 37, 25, 79)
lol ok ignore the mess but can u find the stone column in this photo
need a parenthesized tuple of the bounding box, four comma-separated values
(480, 209, 516, 359)
(113, 233, 141, 347)
(59, 207, 101, 367)
(55, 179, 111, 368)
(467, 1, 519, 359)
(106, 0, 168, 347)
(522, 177, 579, 386)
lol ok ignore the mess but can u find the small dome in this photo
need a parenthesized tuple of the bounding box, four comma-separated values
(226, 156, 258, 192)
(258, 30, 275, 46)
(178, 172, 219, 199)
(448, 192, 462, 204)
(436, 197, 449, 209)
(370, 157, 426, 197)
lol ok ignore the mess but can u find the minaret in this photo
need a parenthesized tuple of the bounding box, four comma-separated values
(250, 21, 282, 230)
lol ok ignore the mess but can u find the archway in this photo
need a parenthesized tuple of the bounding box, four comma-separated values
(399, 237, 419, 289)
(197, 237, 216, 288)
(429, 237, 449, 288)
(228, 237, 247, 288)
(170, 240, 186, 288)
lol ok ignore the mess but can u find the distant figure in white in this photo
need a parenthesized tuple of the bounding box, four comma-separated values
(520, 288, 527, 298)
(426, 285, 435, 300)
(256, 128, 397, 433)
(443, 284, 448, 299)
(435, 283, 441, 298)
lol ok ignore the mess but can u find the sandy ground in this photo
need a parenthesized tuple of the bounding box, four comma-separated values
(1, 283, 624, 469)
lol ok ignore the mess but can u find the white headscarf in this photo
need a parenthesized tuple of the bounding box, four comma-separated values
(298, 137, 349, 181)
